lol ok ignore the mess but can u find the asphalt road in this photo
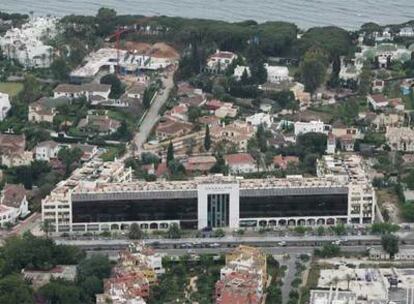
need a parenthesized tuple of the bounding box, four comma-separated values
(86, 245, 374, 260)
(133, 69, 175, 154)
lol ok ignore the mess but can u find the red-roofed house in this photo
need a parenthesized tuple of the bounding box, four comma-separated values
(184, 156, 216, 173)
(198, 115, 221, 128)
(368, 94, 389, 110)
(215, 272, 261, 304)
(206, 99, 224, 111)
(167, 103, 188, 121)
(225, 153, 256, 174)
(155, 118, 193, 141)
(272, 155, 300, 170)
(155, 162, 169, 177)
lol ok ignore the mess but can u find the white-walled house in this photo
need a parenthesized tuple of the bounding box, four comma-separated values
(53, 83, 111, 102)
(246, 113, 272, 127)
(0, 92, 11, 121)
(265, 64, 289, 83)
(34, 141, 62, 161)
(0, 184, 30, 227)
(399, 27, 414, 38)
(367, 94, 389, 110)
(206, 50, 237, 73)
(294, 120, 331, 137)
(233, 65, 251, 80)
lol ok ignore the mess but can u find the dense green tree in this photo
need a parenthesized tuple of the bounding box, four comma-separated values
(315, 244, 341, 258)
(204, 124, 211, 151)
(167, 141, 174, 166)
(300, 48, 328, 94)
(382, 234, 399, 258)
(240, 67, 250, 85)
(113, 120, 132, 141)
(128, 223, 144, 240)
(188, 105, 202, 122)
(140, 152, 160, 165)
(246, 44, 267, 84)
(38, 280, 82, 304)
(359, 63, 372, 96)
(77, 255, 112, 282)
(50, 57, 70, 81)
(296, 132, 328, 156)
(167, 223, 182, 239)
(78, 276, 103, 303)
(210, 154, 229, 175)
(331, 223, 346, 235)
(298, 26, 353, 59)
(100, 74, 124, 99)
(168, 160, 186, 178)
(317, 226, 325, 236)
(0, 274, 34, 304)
(1, 233, 84, 275)
(58, 147, 83, 177)
(96, 7, 117, 37)
(371, 223, 400, 235)
(19, 74, 41, 103)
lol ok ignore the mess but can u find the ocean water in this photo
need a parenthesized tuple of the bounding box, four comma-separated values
(0, 0, 413, 29)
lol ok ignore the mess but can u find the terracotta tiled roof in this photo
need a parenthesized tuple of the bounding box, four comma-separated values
(0, 134, 26, 154)
(225, 153, 255, 165)
(1, 184, 26, 208)
(370, 94, 388, 103)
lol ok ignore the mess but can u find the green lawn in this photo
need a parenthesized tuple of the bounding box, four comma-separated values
(0, 82, 23, 97)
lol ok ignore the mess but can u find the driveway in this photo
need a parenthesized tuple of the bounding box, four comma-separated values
(133, 69, 175, 155)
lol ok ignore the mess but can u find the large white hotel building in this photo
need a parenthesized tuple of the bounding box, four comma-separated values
(42, 155, 376, 234)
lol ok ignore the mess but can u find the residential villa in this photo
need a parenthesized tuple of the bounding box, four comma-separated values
(0, 184, 30, 227)
(28, 96, 70, 123)
(225, 153, 257, 174)
(211, 121, 256, 151)
(53, 83, 111, 102)
(206, 50, 237, 73)
(78, 113, 121, 136)
(0, 134, 33, 167)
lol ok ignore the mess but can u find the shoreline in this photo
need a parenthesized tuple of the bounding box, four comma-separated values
(0, 3, 413, 31)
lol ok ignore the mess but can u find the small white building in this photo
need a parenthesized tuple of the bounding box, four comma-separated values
(399, 27, 414, 38)
(0, 92, 11, 121)
(34, 141, 62, 161)
(233, 65, 251, 80)
(265, 64, 289, 83)
(367, 94, 389, 110)
(0, 184, 30, 227)
(53, 83, 111, 102)
(246, 113, 272, 127)
(294, 120, 331, 137)
(206, 50, 237, 73)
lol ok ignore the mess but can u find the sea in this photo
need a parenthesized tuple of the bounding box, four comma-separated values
(0, 0, 413, 30)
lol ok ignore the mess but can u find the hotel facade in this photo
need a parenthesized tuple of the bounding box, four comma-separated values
(42, 155, 376, 234)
